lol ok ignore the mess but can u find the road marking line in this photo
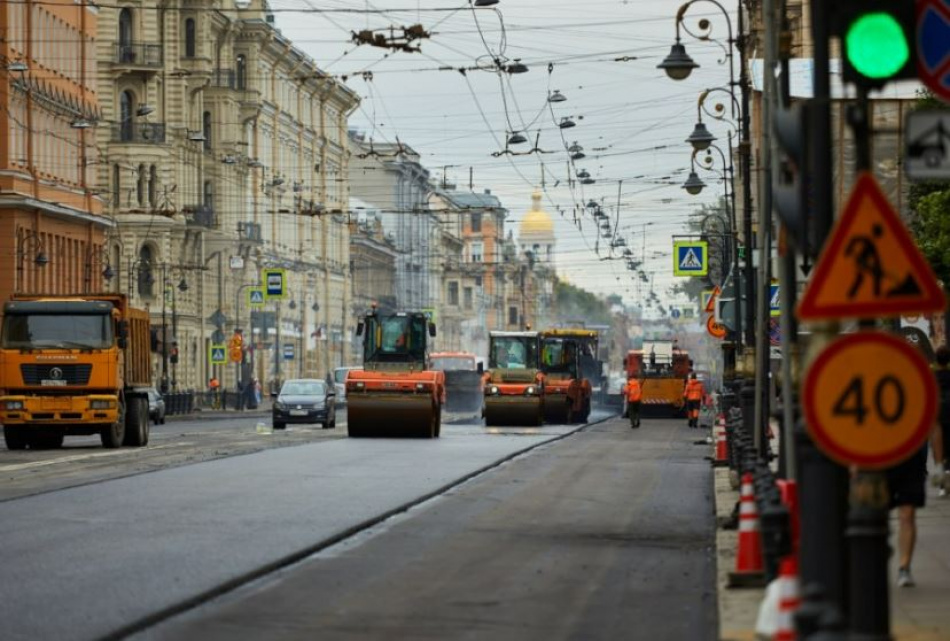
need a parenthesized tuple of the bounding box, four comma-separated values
(0, 443, 191, 472)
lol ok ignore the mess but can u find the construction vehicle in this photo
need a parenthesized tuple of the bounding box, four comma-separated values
(539, 329, 593, 423)
(0, 294, 152, 450)
(623, 340, 691, 418)
(428, 351, 483, 414)
(346, 308, 445, 438)
(483, 330, 543, 426)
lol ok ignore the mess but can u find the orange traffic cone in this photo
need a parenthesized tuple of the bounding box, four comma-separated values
(773, 557, 800, 640)
(729, 472, 766, 587)
(714, 420, 729, 466)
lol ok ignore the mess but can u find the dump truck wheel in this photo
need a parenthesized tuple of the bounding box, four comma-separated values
(124, 398, 149, 447)
(3, 427, 28, 450)
(101, 410, 126, 449)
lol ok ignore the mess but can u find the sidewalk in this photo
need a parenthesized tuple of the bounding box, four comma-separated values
(166, 399, 273, 422)
(716, 463, 950, 640)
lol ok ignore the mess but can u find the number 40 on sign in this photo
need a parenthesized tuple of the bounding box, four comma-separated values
(803, 332, 937, 470)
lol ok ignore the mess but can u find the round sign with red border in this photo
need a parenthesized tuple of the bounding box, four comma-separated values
(706, 315, 727, 340)
(803, 331, 937, 470)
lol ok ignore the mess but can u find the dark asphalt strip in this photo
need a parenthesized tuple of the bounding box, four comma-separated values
(104, 415, 616, 641)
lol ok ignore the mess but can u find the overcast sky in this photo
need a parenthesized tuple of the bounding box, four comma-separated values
(272, 0, 738, 315)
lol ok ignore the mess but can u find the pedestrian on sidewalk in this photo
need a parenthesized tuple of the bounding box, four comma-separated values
(684, 373, 704, 428)
(932, 344, 950, 497)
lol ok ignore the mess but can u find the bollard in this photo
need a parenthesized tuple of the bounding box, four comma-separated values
(809, 606, 847, 641)
(846, 472, 891, 640)
(759, 499, 792, 583)
(795, 583, 827, 639)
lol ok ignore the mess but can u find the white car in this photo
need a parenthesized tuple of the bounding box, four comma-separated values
(332, 366, 361, 406)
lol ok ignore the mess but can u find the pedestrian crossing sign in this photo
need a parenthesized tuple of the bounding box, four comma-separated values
(770, 283, 781, 317)
(209, 344, 227, 365)
(673, 240, 708, 277)
(247, 287, 265, 308)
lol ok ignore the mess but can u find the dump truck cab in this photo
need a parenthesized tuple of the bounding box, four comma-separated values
(539, 329, 594, 423)
(345, 309, 445, 438)
(0, 294, 152, 450)
(483, 331, 543, 426)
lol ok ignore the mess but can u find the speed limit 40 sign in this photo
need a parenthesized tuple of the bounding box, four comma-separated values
(803, 332, 937, 470)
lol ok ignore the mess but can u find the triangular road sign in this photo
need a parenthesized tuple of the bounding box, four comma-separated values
(681, 248, 702, 269)
(797, 173, 946, 320)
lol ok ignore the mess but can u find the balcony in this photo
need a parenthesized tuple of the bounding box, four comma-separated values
(209, 69, 242, 90)
(113, 43, 163, 71)
(111, 122, 166, 144)
(183, 205, 216, 228)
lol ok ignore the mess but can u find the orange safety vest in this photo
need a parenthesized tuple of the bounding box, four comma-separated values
(684, 379, 704, 401)
(625, 379, 642, 402)
(209, 378, 220, 390)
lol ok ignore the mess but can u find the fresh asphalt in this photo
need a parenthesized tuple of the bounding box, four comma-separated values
(141, 415, 717, 641)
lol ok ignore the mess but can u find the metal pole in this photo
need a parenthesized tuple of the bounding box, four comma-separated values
(798, 0, 849, 618)
(160, 263, 169, 393)
(737, 1, 755, 350)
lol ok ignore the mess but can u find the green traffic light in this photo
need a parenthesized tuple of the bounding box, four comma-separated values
(845, 12, 910, 79)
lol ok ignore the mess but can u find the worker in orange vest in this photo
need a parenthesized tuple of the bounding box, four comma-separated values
(683, 372, 705, 428)
(625, 377, 643, 429)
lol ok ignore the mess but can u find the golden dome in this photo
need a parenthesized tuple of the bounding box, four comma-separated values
(519, 190, 554, 235)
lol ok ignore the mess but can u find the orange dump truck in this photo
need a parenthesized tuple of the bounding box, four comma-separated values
(346, 309, 445, 438)
(428, 351, 483, 414)
(624, 340, 691, 418)
(1, 294, 152, 449)
(539, 329, 593, 423)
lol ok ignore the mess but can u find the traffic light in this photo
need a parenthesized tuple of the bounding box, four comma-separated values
(832, 1, 917, 88)
(773, 101, 811, 251)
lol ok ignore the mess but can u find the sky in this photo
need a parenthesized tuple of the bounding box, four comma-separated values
(271, 0, 739, 315)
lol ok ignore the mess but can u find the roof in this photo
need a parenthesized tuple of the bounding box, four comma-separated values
(435, 189, 506, 212)
(489, 331, 539, 338)
(519, 190, 554, 235)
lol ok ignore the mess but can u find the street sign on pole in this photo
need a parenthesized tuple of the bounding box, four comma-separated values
(673, 240, 708, 277)
(917, 0, 950, 104)
(263, 268, 287, 299)
(904, 110, 950, 180)
(283, 343, 295, 360)
(706, 314, 727, 339)
(209, 344, 227, 365)
(769, 283, 781, 318)
(797, 173, 946, 320)
(803, 332, 937, 470)
(247, 288, 265, 308)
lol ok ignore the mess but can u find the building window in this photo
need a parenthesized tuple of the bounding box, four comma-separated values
(137, 164, 146, 206)
(236, 54, 247, 89)
(184, 18, 196, 58)
(463, 287, 473, 310)
(474, 276, 482, 288)
(203, 180, 213, 209)
(470, 241, 483, 263)
(148, 165, 158, 207)
(508, 306, 519, 326)
(118, 8, 134, 62)
(447, 281, 459, 306)
(202, 111, 212, 150)
(471, 212, 482, 233)
(112, 164, 121, 208)
(138, 245, 154, 298)
(119, 90, 134, 141)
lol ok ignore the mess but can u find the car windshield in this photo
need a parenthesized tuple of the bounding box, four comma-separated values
(281, 381, 325, 396)
(1, 312, 113, 350)
(334, 369, 352, 384)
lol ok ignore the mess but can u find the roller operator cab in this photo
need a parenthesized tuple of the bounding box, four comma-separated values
(539, 330, 593, 424)
(0, 294, 152, 450)
(483, 331, 544, 426)
(345, 309, 445, 438)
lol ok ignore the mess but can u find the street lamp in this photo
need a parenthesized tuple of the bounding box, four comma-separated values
(682, 171, 706, 195)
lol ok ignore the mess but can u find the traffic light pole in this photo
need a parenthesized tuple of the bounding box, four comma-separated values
(797, 0, 850, 626)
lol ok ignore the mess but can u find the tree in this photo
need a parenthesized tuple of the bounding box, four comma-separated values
(554, 281, 611, 325)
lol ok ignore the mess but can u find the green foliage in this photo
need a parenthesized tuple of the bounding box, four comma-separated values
(912, 189, 950, 287)
(554, 281, 611, 324)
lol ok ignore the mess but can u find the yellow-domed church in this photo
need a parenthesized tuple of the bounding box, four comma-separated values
(518, 190, 556, 267)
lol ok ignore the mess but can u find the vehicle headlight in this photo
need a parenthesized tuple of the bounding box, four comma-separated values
(415, 382, 428, 392)
(4, 400, 24, 410)
(90, 400, 116, 410)
(525, 386, 535, 395)
(490, 386, 499, 395)
(351, 382, 365, 391)
(274, 401, 286, 411)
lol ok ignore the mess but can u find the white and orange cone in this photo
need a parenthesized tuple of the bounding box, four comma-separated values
(729, 472, 765, 587)
(773, 556, 801, 640)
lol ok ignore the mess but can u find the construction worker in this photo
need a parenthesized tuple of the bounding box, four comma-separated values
(683, 372, 705, 428)
(625, 377, 642, 429)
